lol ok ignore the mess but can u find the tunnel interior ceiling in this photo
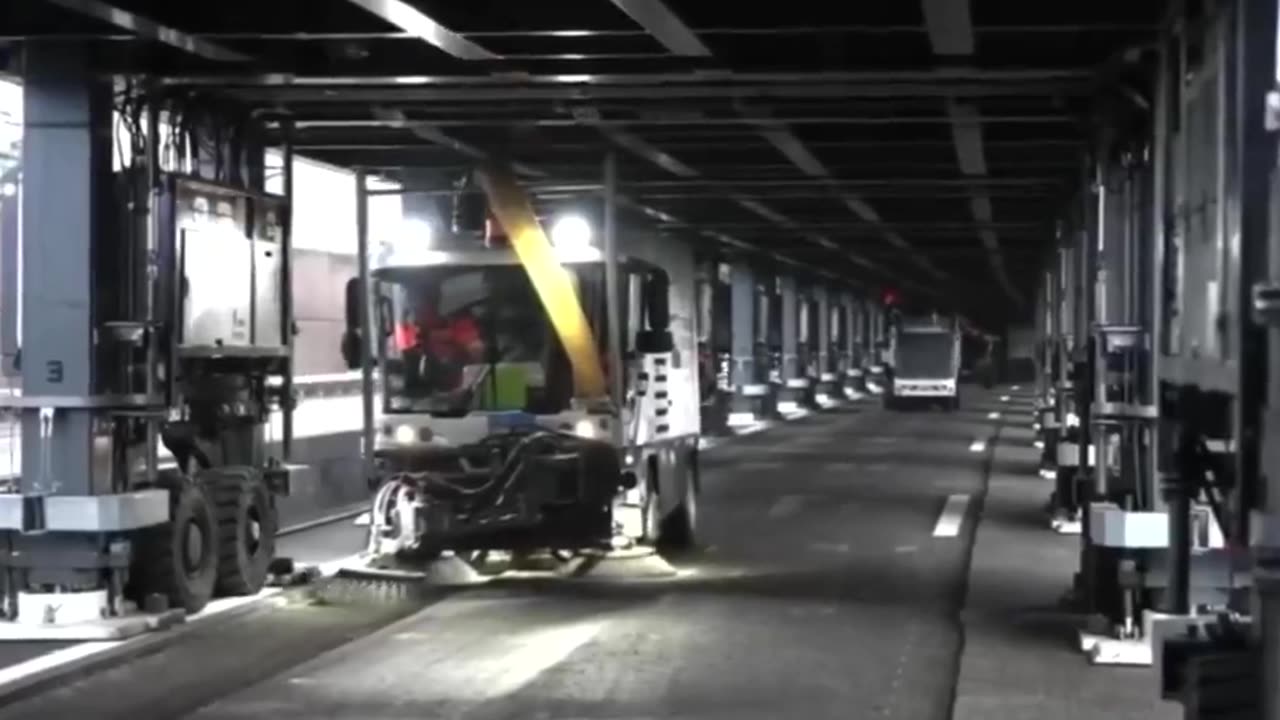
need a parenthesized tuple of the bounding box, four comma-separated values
(0, 0, 1163, 327)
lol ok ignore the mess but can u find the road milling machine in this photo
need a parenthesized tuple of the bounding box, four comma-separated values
(0, 65, 293, 637)
(342, 166, 702, 570)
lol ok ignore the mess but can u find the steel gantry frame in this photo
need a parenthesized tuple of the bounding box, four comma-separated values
(46, 5, 1101, 330)
(1028, 0, 1280, 715)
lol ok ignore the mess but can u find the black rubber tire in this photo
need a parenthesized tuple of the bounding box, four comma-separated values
(207, 467, 277, 597)
(128, 477, 219, 614)
(659, 451, 699, 551)
(641, 457, 662, 545)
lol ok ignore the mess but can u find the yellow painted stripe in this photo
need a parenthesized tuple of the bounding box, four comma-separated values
(476, 166, 608, 400)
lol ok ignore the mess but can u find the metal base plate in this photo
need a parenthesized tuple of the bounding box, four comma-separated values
(0, 609, 183, 642)
(1084, 634, 1154, 666)
(1077, 610, 1209, 668)
(1049, 511, 1082, 535)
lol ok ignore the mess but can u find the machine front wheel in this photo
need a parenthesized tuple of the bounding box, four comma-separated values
(660, 450, 700, 551)
(207, 468, 277, 597)
(129, 477, 219, 614)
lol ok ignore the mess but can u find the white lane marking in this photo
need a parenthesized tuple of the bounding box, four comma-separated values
(933, 494, 970, 538)
(0, 642, 120, 688)
(894, 544, 918, 554)
(968, 439, 987, 453)
(768, 494, 807, 518)
(809, 542, 850, 553)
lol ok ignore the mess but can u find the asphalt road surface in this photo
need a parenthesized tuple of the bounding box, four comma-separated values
(0, 389, 1005, 720)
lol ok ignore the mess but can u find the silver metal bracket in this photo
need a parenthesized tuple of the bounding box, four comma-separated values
(1094, 402, 1159, 420)
(1265, 90, 1280, 132)
(1249, 511, 1280, 556)
(1251, 282, 1280, 325)
(1095, 324, 1146, 351)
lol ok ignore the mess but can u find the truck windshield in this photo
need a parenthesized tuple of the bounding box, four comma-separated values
(373, 264, 578, 415)
(894, 332, 955, 379)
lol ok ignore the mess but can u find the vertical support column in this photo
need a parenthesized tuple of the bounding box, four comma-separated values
(777, 273, 805, 412)
(602, 153, 623, 412)
(3, 44, 117, 591)
(727, 261, 761, 424)
(18, 45, 111, 500)
(0, 164, 17, 377)
(813, 285, 834, 403)
(842, 293, 861, 396)
(354, 170, 375, 488)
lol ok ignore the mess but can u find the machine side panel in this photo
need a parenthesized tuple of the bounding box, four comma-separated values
(620, 230, 700, 438)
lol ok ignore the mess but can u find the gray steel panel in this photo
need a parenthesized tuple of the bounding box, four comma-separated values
(0, 495, 23, 529)
(0, 489, 167, 531)
(44, 489, 169, 531)
(182, 227, 254, 347)
(253, 243, 284, 347)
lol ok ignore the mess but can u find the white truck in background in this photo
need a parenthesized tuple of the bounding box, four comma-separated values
(884, 314, 962, 410)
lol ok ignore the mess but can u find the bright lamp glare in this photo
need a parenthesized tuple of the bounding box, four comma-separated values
(551, 214, 592, 249)
(403, 217, 433, 245)
(574, 419, 597, 438)
(0, 183, 14, 198)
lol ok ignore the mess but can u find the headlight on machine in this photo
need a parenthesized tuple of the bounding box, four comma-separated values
(574, 419, 598, 439)
(394, 424, 418, 444)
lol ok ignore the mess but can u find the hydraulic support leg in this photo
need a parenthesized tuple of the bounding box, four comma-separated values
(0, 164, 16, 378)
(1049, 242, 1086, 533)
(0, 45, 173, 632)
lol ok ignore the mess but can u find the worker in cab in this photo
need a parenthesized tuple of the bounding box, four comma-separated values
(395, 286, 485, 391)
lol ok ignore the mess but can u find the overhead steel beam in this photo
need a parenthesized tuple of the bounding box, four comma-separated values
(288, 113, 1074, 129)
(608, 0, 712, 56)
(349, 113, 829, 279)
(2, 24, 1153, 44)
(515, 177, 1061, 189)
(224, 79, 1094, 104)
(339, 0, 500, 60)
(922, 0, 1022, 308)
(291, 138, 1085, 152)
(922, 0, 975, 55)
(596, 124, 905, 286)
(946, 98, 1021, 304)
(370, 107, 544, 177)
(38, 0, 250, 62)
(748, 115, 948, 281)
(157, 68, 1097, 87)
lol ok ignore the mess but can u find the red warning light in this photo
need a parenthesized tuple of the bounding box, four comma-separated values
(882, 288, 899, 305)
